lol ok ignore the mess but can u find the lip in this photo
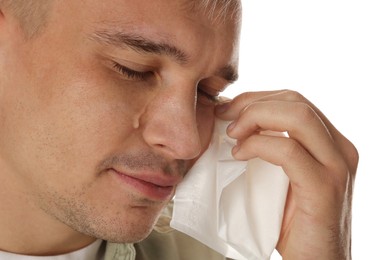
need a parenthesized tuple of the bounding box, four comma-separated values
(109, 168, 180, 201)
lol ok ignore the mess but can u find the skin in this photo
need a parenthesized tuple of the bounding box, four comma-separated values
(216, 91, 358, 259)
(0, 0, 358, 259)
(0, 0, 238, 255)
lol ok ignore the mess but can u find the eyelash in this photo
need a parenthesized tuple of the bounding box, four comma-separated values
(112, 62, 153, 81)
(112, 62, 218, 102)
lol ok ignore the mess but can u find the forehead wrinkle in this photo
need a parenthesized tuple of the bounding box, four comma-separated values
(91, 29, 190, 65)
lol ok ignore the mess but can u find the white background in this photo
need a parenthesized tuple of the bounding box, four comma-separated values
(225, 1, 390, 259)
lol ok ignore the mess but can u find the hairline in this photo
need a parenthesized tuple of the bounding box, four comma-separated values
(183, 0, 242, 24)
(0, 0, 53, 39)
(0, 0, 241, 38)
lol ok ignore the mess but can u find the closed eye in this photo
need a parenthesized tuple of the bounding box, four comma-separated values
(112, 62, 154, 81)
(112, 61, 219, 103)
(197, 87, 219, 104)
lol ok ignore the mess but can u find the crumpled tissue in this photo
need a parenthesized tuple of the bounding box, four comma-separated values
(170, 119, 289, 260)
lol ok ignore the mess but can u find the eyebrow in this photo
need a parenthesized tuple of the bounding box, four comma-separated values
(92, 30, 189, 64)
(218, 65, 239, 83)
(91, 30, 238, 83)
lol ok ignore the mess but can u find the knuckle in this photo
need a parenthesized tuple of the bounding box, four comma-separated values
(234, 91, 256, 105)
(241, 101, 257, 115)
(335, 163, 351, 186)
(283, 90, 306, 102)
(334, 138, 359, 177)
(237, 101, 262, 122)
(295, 102, 318, 125)
(228, 92, 257, 116)
(346, 142, 359, 173)
(325, 159, 352, 193)
(283, 138, 304, 163)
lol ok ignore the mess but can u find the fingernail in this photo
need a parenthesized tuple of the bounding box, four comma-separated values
(232, 143, 241, 154)
(227, 121, 236, 132)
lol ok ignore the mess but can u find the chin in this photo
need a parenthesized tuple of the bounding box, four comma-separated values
(83, 207, 162, 243)
(104, 224, 156, 244)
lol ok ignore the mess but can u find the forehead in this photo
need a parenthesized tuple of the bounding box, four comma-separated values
(93, 0, 241, 32)
(40, 0, 241, 79)
(83, 1, 240, 60)
(51, 0, 241, 38)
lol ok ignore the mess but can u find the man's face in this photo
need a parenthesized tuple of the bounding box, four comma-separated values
(0, 0, 239, 242)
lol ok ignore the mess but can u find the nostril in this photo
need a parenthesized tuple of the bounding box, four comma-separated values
(146, 134, 201, 160)
(141, 99, 201, 160)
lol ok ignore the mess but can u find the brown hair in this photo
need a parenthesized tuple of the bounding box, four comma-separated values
(185, 0, 241, 24)
(0, 0, 241, 38)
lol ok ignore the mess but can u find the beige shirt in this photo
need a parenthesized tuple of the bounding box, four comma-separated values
(0, 202, 228, 260)
(104, 230, 229, 260)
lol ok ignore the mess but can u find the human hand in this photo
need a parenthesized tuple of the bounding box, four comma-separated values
(215, 90, 358, 260)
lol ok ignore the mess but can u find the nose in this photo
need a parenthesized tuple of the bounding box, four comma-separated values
(141, 85, 202, 160)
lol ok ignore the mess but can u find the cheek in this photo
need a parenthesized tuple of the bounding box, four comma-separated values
(0, 52, 151, 192)
(196, 105, 216, 153)
(30, 80, 146, 171)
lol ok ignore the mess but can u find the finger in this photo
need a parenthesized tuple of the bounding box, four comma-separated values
(277, 91, 359, 174)
(215, 90, 286, 120)
(270, 90, 358, 173)
(217, 89, 358, 172)
(232, 134, 324, 188)
(228, 100, 344, 167)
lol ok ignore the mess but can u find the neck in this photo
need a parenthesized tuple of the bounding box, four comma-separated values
(0, 164, 96, 256)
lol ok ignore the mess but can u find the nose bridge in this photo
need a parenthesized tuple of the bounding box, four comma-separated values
(141, 82, 201, 160)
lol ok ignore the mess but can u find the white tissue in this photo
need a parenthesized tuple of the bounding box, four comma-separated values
(170, 119, 289, 260)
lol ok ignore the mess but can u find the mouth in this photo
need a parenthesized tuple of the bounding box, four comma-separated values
(109, 168, 179, 201)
